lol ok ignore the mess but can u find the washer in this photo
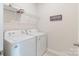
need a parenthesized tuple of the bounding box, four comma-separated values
(4, 30, 36, 56)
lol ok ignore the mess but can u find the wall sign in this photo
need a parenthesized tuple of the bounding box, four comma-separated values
(50, 14, 62, 21)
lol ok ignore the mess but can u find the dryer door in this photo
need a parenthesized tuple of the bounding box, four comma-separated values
(37, 35, 47, 56)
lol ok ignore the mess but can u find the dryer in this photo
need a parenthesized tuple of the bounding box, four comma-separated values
(27, 29, 47, 56)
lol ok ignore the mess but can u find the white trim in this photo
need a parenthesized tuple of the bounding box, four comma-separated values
(47, 48, 68, 56)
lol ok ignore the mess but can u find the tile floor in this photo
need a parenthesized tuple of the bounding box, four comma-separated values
(43, 51, 58, 56)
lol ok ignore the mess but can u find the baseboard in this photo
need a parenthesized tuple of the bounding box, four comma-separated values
(47, 48, 68, 56)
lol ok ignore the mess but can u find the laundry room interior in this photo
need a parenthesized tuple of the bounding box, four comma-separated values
(0, 3, 79, 56)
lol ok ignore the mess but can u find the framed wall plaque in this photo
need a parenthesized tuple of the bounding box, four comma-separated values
(50, 14, 62, 21)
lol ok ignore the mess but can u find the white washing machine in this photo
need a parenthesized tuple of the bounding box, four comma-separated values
(27, 29, 47, 56)
(4, 30, 36, 56)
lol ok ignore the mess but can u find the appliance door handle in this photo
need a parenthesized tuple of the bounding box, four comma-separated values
(39, 38, 40, 40)
(73, 43, 79, 47)
(14, 45, 18, 48)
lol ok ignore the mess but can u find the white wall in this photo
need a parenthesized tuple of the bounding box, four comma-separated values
(0, 3, 3, 51)
(37, 3, 78, 52)
(4, 3, 38, 31)
(78, 4, 79, 42)
(77, 4, 79, 55)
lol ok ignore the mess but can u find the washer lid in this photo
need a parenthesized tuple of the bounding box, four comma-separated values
(5, 34, 35, 44)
